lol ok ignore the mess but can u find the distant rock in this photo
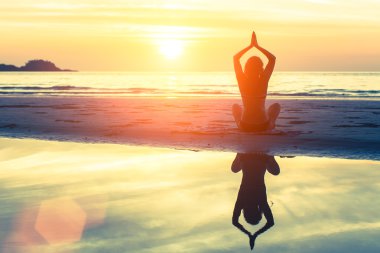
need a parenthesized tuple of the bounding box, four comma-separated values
(0, 60, 76, 72)
(0, 64, 19, 71)
(20, 60, 61, 71)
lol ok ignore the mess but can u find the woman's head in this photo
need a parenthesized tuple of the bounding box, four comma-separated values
(244, 56, 264, 78)
(243, 205, 262, 225)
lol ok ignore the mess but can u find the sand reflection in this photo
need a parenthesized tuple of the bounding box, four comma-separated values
(1, 138, 380, 252)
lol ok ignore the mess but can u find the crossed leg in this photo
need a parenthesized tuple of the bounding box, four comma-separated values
(233, 103, 281, 131)
(267, 103, 281, 130)
(232, 104, 242, 129)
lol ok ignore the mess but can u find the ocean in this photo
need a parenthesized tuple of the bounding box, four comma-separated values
(0, 71, 379, 99)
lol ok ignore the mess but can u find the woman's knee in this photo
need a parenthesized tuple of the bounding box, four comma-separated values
(270, 103, 281, 112)
(232, 104, 242, 116)
(268, 103, 281, 117)
(232, 103, 241, 112)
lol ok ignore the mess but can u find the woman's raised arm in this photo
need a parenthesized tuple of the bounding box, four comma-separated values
(233, 41, 253, 83)
(253, 33, 276, 83)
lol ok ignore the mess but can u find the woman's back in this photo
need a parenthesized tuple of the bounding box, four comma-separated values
(239, 77, 268, 123)
(232, 31, 280, 132)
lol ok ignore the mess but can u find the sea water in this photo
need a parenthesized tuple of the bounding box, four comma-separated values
(0, 71, 379, 98)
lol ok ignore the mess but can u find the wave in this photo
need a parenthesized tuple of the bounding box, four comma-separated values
(0, 85, 379, 98)
(270, 89, 380, 97)
(0, 85, 91, 90)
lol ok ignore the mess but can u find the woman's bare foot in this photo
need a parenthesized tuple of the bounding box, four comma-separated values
(232, 104, 242, 128)
(267, 103, 281, 130)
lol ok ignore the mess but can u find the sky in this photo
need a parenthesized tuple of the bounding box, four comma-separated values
(1, 0, 380, 71)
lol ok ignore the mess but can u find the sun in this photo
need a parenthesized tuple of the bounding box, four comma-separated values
(158, 39, 184, 60)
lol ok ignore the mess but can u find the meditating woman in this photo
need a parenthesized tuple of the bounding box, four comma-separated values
(233, 31, 280, 132)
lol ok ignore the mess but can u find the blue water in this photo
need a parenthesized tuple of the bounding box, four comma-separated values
(0, 71, 379, 98)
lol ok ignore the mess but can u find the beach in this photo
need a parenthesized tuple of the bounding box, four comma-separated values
(1, 72, 380, 252)
(1, 96, 379, 160)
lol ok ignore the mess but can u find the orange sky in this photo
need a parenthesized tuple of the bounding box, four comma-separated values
(1, 0, 380, 71)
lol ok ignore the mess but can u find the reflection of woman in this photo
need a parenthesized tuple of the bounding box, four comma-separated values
(233, 31, 280, 132)
(231, 153, 280, 250)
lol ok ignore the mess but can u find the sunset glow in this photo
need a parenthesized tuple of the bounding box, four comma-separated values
(1, 0, 380, 71)
(158, 39, 184, 60)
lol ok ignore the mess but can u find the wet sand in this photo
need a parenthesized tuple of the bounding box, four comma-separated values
(1, 96, 379, 160)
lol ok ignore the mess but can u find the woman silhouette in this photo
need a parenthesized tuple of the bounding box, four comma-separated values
(233, 31, 280, 132)
(231, 153, 280, 250)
